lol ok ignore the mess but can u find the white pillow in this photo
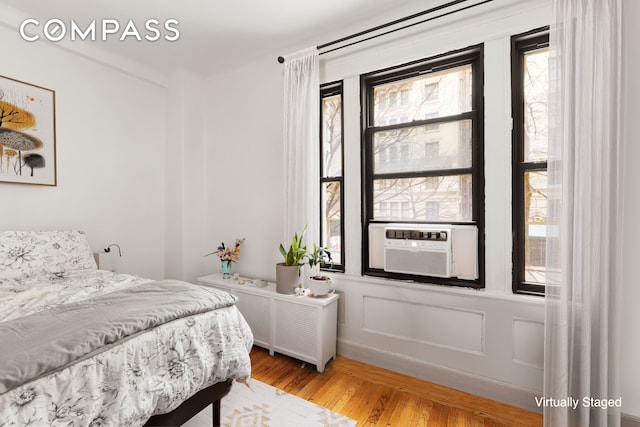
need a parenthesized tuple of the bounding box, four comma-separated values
(0, 230, 97, 280)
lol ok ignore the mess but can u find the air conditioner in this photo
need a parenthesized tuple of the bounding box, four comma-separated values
(384, 224, 453, 277)
(374, 223, 478, 280)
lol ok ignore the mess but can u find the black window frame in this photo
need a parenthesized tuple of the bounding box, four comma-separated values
(511, 27, 549, 296)
(320, 81, 345, 273)
(360, 44, 485, 288)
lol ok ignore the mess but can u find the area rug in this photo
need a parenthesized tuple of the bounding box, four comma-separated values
(183, 379, 356, 427)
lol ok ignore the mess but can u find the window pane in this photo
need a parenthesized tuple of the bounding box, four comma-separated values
(373, 175, 472, 222)
(373, 120, 472, 174)
(373, 65, 472, 126)
(523, 49, 549, 162)
(524, 170, 547, 283)
(322, 94, 342, 177)
(322, 182, 341, 264)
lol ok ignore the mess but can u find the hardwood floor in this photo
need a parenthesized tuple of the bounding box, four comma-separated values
(249, 346, 543, 427)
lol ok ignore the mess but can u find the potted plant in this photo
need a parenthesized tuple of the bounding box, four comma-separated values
(306, 244, 333, 296)
(276, 226, 307, 294)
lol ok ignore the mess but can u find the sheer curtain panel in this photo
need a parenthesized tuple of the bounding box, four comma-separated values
(283, 47, 320, 244)
(544, 0, 623, 426)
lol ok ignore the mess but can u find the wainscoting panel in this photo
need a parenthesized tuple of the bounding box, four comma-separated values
(512, 318, 544, 369)
(362, 296, 484, 354)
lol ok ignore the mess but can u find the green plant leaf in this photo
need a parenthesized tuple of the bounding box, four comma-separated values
(279, 225, 309, 266)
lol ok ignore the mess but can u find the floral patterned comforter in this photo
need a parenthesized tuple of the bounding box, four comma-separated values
(0, 269, 253, 426)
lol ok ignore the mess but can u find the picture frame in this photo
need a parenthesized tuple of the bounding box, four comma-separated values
(0, 75, 56, 186)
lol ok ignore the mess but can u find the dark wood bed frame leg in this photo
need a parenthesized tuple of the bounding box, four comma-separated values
(144, 379, 232, 426)
(212, 399, 221, 427)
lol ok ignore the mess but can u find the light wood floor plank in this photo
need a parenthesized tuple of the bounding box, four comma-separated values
(328, 375, 366, 413)
(341, 383, 388, 423)
(387, 392, 432, 427)
(308, 373, 352, 408)
(362, 386, 395, 425)
(368, 389, 402, 427)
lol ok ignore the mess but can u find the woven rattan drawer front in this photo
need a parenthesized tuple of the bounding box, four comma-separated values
(273, 299, 318, 357)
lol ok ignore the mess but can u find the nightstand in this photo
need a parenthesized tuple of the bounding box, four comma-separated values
(198, 273, 338, 372)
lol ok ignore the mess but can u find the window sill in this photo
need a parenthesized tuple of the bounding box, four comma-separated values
(329, 271, 545, 304)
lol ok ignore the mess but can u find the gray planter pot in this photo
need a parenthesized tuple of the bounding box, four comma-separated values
(276, 263, 301, 294)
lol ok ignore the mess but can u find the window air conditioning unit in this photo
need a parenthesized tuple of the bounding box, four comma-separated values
(373, 223, 478, 280)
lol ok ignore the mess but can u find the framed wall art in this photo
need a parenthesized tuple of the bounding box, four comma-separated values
(0, 75, 56, 186)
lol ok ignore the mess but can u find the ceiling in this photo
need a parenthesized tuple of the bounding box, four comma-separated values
(0, 0, 443, 75)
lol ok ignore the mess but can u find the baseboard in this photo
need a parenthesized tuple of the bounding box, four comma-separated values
(337, 338, 542, 413)
(623, 413, 640, 427)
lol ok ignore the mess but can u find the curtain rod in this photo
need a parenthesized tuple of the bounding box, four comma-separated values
(277, 0, 493, 63)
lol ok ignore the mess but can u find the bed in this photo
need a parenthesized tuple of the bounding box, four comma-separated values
(0, 230, 253, 426)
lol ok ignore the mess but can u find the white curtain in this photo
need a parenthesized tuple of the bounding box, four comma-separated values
(283, 47, 320, 245)
(544, 0, 623, 426)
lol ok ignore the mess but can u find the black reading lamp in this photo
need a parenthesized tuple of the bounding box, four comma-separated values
(103, 244, 122, 257)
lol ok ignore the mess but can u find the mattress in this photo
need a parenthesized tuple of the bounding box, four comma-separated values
(0, 269, 253, 426)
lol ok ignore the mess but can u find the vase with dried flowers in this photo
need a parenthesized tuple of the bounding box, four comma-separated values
(205, 238, 245, 278)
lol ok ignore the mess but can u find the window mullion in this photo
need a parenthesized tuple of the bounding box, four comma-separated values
(373, 168, 473, 180)
(370, 111, 475, 132)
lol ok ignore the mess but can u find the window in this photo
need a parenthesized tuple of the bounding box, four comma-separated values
(424, 82, 440, 102)
(361, 45, 484, 287)
(400, 89, 410, 106)
(320, 82, 344, 271)
(511, 28, 549, 295)
(425, 201, 440, 220)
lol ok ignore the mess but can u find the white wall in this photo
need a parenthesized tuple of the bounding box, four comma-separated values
(0, 5, 167, 279)
(203, 57, 286, 281)
(202, 0, 549, 412)
(164, 70, 207, 282)
(621, 0, 640, 421)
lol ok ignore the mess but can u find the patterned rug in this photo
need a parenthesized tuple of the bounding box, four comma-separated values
(183, 379, 356, 427)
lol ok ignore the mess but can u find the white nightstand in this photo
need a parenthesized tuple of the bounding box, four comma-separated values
(198, 273, 338, 372)
(93, 252, 115, 272)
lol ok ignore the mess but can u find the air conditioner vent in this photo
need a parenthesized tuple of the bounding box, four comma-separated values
(384, 224, 452, 278)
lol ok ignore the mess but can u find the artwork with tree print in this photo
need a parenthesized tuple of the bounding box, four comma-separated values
(0, 75, 56, 186)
